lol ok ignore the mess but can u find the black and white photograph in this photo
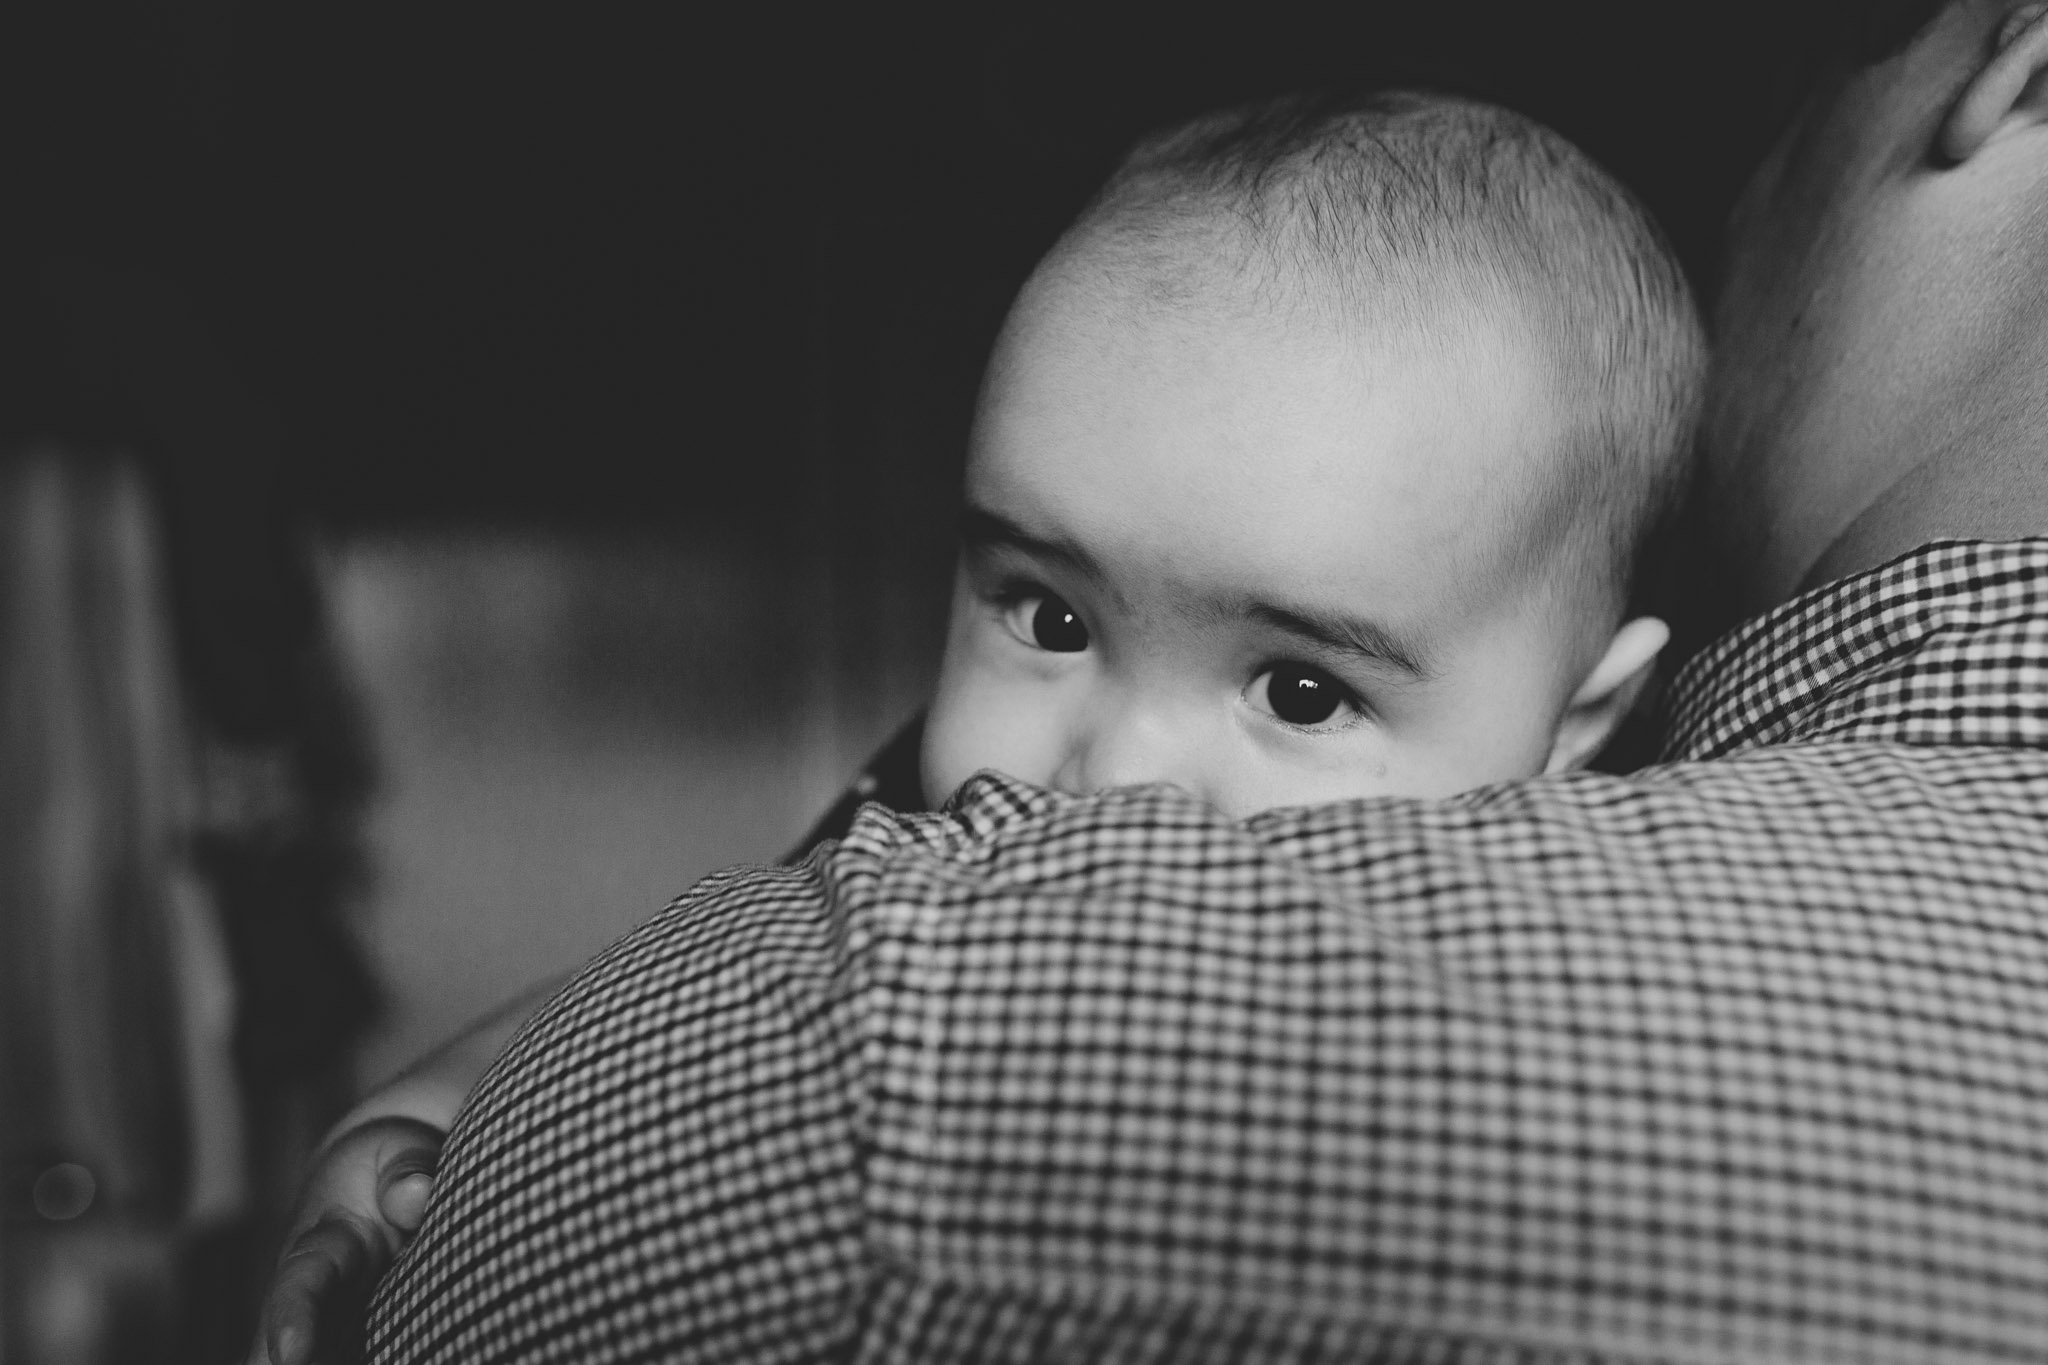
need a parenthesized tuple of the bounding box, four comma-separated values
(5, 1, 2048, 1361)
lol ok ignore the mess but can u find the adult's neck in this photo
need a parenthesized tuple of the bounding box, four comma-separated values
(1704, 1, 2048, 615)
(1799, 328, 2048, 594)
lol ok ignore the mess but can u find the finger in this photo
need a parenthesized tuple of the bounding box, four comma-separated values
(256, 1218, 376, 1365)
(379, 1170, 435, 1233)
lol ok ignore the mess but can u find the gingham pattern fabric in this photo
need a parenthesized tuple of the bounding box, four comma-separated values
(369, 540, 2048, 1364)
(1664, 540, 2048, 761)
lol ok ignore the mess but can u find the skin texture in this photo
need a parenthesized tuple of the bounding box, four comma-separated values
(253, 1120, 439, 1364)
(921, 236, 1666, 818)
(246, 979, 560, 1365)
(250, 5, 2048, 1356)
(1704, 0, 2048, 610)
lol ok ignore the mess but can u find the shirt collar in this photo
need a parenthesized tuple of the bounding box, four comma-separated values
(1661, 539, 2048, 762)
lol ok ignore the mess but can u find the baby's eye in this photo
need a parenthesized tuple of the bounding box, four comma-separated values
(1003, 591, 1090, 653)
(1249, 663, 1361, 729)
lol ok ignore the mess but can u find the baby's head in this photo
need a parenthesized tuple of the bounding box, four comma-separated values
(923, 90, 1705, 817)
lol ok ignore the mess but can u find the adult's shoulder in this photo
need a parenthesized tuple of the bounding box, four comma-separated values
(833, 763, 2048, 1360)
(366, 854, 873, 1365)
(368, 757, 2048, 1362)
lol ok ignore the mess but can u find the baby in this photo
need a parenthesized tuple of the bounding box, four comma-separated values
(922, 90, 1701, 817)
(250, 90, 1704, 1364)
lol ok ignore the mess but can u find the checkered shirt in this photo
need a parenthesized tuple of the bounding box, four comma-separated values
(369, 540, 2048, 1364)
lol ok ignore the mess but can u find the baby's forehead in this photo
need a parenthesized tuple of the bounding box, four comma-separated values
(1010, 217, 1563, 416)
(989, 249, 1581, 564)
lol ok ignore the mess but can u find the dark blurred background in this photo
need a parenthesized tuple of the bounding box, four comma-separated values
(1, 1, 1806, 526)
(0, 2, 1820, 1360)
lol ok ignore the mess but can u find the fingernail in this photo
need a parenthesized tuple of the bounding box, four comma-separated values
(275, 1324, 308, 1365)
(387, 1171, 435, 1229)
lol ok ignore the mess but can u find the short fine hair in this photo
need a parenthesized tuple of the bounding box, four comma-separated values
(1073, 90, 1707, 623)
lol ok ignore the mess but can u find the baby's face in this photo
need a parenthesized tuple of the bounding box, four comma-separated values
(922, 250, 1598, 818)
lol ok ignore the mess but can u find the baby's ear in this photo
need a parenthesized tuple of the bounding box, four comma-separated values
(1941, 3, 2048, 163)
(1544, 617, 1670, 775)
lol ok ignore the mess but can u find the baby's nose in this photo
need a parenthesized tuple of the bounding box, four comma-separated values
(1052, 700, 1206, 800)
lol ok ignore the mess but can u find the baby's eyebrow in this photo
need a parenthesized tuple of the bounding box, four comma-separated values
(1246, 602, 1436, 680)
(958, 506, 1105, 583)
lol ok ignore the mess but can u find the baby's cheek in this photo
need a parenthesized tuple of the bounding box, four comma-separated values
(921, 668, 1058, 804)
(923, 608, 1003, 803)
(1256, 718, 1536, 808)
(918, 688, 981, 806)
(1394, 707, 1558, 795)
(1212, 760, 1393, 819)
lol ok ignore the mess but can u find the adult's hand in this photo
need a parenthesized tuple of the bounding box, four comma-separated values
(246, 1117, 442, 1365)
(247, 974, 566, 1362)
